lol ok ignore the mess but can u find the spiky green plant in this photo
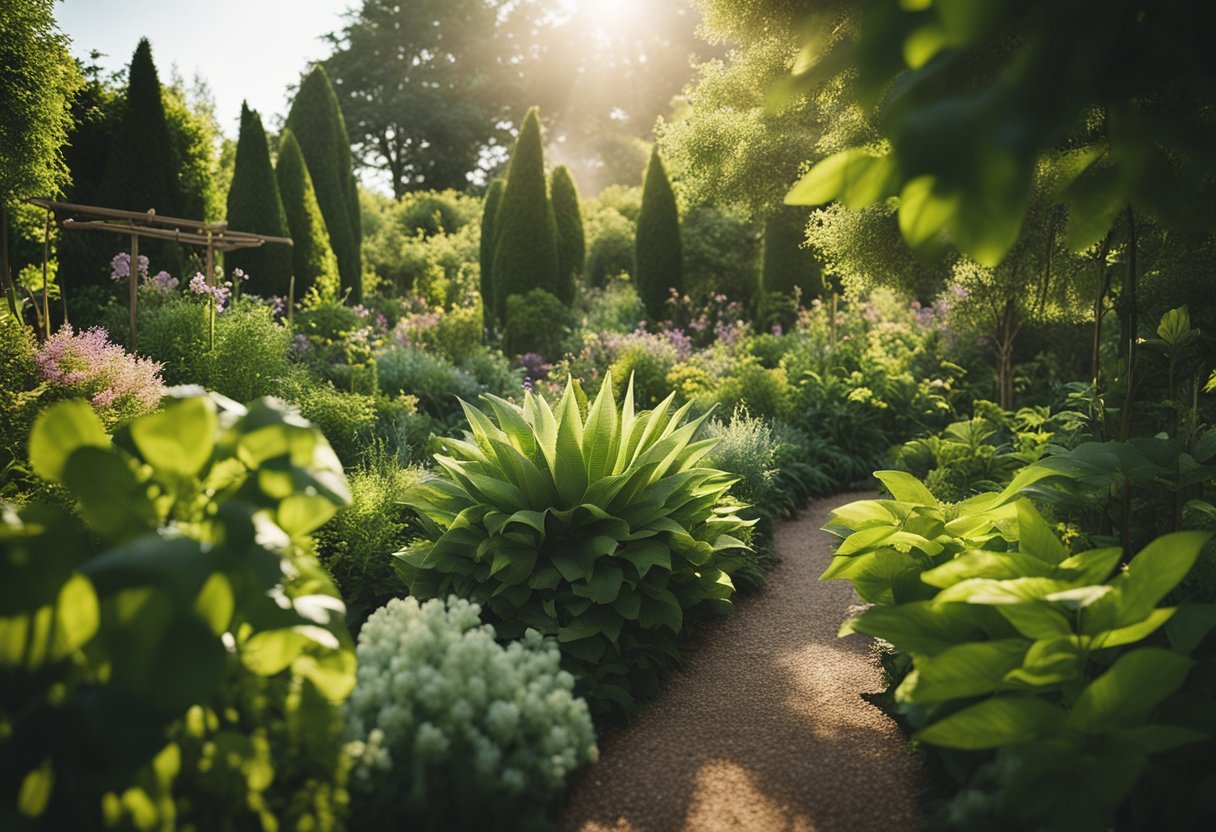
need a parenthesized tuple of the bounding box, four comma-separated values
(397, 373, 754, 712)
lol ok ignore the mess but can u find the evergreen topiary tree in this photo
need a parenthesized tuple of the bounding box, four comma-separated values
(758, 206, 823, 321)
(492, 107, 558, 324)
(277, 129, 340, 301)
(225, 104, 292, 295)
(550, 165, 584, 305)
(96, 38, 182, 273)
(478, 178, 505, 328)
(284, 65, 362, 302)
(635, 146, 682, 320)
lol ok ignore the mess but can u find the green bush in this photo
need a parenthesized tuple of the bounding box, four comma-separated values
(278, 128, 341, 301)
(479, 178, 505, 326)
(580, 277, 645, 335)
(492, 107, 558, 321)
(344, 596, 598, 831)
(681, 204, 760, 307)
(315, 458, 426, 629)
(226, 104, 292, 295)
(635, 147, 682, 319)
(375, 344, 480, 423)
(584, 208, 634, 289)
(284, 65, 362, 301)
(825, 472, 1215, 830)
(396, 376, 754, 712)
(0, 316, 42, 476)
(504, 288, 574, 360)
(0, 395, 355, 829)
(205, 300, 294, 402)
(551, 164, 585, 305)
(606, 334, 681, 410)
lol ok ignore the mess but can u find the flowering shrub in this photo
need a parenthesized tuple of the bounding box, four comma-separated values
(344, 596, 598, 830)
(393, 298, 482, 363)
(35, 325, 164, 427)
(109, 251, 149, 282)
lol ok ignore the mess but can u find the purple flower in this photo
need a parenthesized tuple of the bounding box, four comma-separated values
(148, 270, 178, 292)
(110, 252, 149, 282)
(36, 325, 164, 420)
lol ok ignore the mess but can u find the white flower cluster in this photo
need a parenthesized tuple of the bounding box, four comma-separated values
(345, 596, 598, 813)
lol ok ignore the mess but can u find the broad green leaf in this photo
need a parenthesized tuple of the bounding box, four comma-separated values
(1165, 603, 1216, 654)
(1004, 636, 1084, 687)
(17, 760, 54, 819)
(572, 561, 624, 604)
(552, 536, 617, 582)
(551, 380, 590, 506)
(921, 550, 1055, 589)
(1056, 547, 1122, 586)
(1115, 531, 1212, 627)
(638, 585, 682, 632)
(823, 550, 921, 605)
(1108, 724, 1208, 755)
(1086, 607, 1175, 650)
(1016, 500, 1069, 564)
(130, 396, 217, 479)
(896, 639, 1028, 703)
(786, 147, 897, 208)
(996, 601, 1073, 640)
(1068, 648, 1195, 734)
(193, 573, 234, 637)
(898, 176, 958, 248)
(278, 493, 338, 537)
(582, 370, 620, 483)
(915, 695, 1066, 749)
(875, 470, 938, 506)
(620, 540, 671, 579)
(29, 399, 110, 483)
(840, 600, 989, 656)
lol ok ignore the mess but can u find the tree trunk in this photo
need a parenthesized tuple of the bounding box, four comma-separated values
(994, 297, 1019, 410)
(1, 204, 19, 320)
(1119, 206, 1138, 443)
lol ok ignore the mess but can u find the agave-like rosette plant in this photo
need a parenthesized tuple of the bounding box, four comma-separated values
(396, 373, 754, 711)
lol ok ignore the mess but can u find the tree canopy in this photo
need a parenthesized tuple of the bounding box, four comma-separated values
(226, 104, 292, 295)
(635, 147, 683, 319)
(277, 129, 340, 302)
(551, 165, 585, 305)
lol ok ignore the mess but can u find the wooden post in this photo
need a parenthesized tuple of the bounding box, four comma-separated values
(129, 233, 139, 351)
(288, 274, 295, 328)
(205, 230, 214, 287)
(41, 209, 52, 338)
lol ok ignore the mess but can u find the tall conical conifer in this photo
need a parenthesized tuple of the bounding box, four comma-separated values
(479, 178, 505, 327)
(277, 129, 340, 300)
(635, 147, 682, 319)
(285, 65, 362, 302)
(492, 107, 558, 323)
(225, 104, 292, 295)
(97, 38, 182, 273)
(551, 165, 584, 305)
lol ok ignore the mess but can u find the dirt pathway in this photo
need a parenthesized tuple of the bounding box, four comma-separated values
(560, 492, 925, 832)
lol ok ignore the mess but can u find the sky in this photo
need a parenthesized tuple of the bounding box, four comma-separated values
(56, 0, 355, 137)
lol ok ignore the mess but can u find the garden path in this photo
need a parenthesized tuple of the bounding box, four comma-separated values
(560, 492, 925, 832)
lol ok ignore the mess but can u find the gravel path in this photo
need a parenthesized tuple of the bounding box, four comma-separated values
(560, 492, 925, 832)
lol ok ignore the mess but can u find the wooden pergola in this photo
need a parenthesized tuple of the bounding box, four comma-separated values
(24, 198, 292, 349)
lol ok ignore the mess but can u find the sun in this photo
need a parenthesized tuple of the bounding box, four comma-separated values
(559, 0, 651, 36)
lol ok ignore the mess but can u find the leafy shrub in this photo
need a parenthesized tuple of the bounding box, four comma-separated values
(278, 374, 430, 468)
(584, 208, 634, 289)
(504, 288, 574, 360)
(607, 332, 682, 410)
(344, 596, 598, 831)
(397, 376, 754, 712)
(681, 204, 760, 307)
(825, 471, 1215, 831)
(0, 317, 43, 472)
(393, 299, 483, 364)
(704, 408, 779, 587)
(580, 276, 645, 335)
(375, 344, 481, 423)
(315, 459, 428, 629)
(34, 325, 164, 428)
(1, 395, 355, 829)
(133, 292, 209, 384)
(459, 346, 525, 400)
(204, 300, 294, 401)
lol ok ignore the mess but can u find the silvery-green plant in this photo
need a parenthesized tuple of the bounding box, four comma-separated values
(397, 373, 754, 711)
(344, 596, 597, 831)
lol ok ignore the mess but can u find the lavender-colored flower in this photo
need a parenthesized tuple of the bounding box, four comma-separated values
(36, 325, 164, 423)
(292, 333, 311, 356)
(189, 273, 209, 295)
(149, 270, 178, 292)
(110, 252, 146, 282)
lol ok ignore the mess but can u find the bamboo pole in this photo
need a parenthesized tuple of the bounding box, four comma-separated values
(41, 208, 52, 338)
(129, 234, 139, 351)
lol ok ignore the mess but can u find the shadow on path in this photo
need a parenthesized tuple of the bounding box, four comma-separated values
(560, 492, 925, 832)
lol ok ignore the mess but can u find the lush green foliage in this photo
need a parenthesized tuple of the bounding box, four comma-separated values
(479, 178, 505, 326)
(492, 107, 558, 322)
(551, 164, 585, 305)
(225, 104, 292, 295)
(504, 288, 573, 360)
(681, 205, 760, 309)
(759, 207, 823, 329)
(95, 39, 182, 270)
(345, 596, 598, 830)
(635, 147, 683, 319)
(0, 0, 81, 213)
(277, 129, 341, 301)
(285, 65, 362, 301)
(825, 468, 1215, 830)
(0, 394, 355, 829)
(397, 375, 753, 712)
